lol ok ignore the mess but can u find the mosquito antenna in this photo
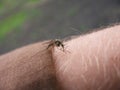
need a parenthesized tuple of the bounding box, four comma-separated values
(69, 27, 82, 35)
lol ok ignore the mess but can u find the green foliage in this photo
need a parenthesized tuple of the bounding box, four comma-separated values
(0, 0, 43, 40)
(0, 12, 27, 39)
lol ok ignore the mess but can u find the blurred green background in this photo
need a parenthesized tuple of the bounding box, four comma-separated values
(0, 0, 120, 54)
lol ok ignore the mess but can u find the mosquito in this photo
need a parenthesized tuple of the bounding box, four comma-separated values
(47, 39, 65, 51)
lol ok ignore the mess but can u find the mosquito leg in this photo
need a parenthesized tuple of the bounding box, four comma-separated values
(46, 43, 54, 49)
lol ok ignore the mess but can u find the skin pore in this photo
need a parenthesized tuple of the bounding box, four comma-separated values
(0, 25, 120, 90)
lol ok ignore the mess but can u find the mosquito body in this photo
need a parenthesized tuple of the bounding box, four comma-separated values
(47, 39, 65, 51)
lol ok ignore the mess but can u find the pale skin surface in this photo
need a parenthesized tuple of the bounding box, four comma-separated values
(53, 25, 120, 90)
(0, 25, 120, 90)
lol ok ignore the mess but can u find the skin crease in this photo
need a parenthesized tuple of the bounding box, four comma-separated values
(0, 25, 120, 90)
(0, 41, 60, 90)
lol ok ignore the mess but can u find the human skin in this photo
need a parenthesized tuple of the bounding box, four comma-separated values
(0, 25, 120, 90)
(53, 25, 120, 90)
(0, 41, 60, 90)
